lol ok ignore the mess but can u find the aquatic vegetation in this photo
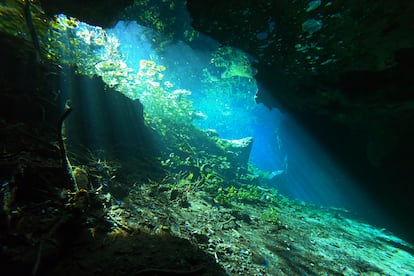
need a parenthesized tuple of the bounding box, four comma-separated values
(46, 15, 204, 149)
(261, 207, 279, 224)
(47, 14, 121, 76)
(209, 46, 256, 80)
(0, 0, 51, 59)
(213, 184, 261, 206)
(139, 77, 195, 130)
(122, 0, 197, 46)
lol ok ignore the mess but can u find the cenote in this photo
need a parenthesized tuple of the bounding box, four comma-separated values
(1, 1, 414, 275)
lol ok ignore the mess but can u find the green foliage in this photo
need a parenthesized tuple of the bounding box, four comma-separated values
(123, 0, 176, 34)
(214, 187, 231, 205)
(160, 150, 229, 190)
(46, 15, 198, 138)
(262, 207, 279, 224)
(213, 184, 261, 205)
(140, 87, 195, 132)
(0, 1, 52, 60)
(47, 15, 122, 76)
(209, 46, 256, 80)
(168, 171, 197, 188)
(121, 0, 198, 48)
(238, 186, 259, 202)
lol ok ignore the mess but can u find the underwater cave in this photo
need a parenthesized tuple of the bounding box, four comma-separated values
(1, 0, 414, 275)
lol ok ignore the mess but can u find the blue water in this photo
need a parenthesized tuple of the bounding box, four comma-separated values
(57, 18, 381, 215)
(105, 21, 370, 209)
(107, 21, 286, 173)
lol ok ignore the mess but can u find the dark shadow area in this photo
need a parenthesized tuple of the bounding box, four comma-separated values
(0, 37, 225, 276)
(39, 0, 133, 28)
(284, 111, 414, 245)
(58, 68, 164, 186)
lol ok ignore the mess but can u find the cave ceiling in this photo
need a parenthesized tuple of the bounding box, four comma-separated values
(40, 0, 414, 125)
(186, 0, 414, 122)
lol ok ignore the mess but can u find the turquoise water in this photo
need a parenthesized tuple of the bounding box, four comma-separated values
(49, 16, 385, 215)
(1, 1, 413, 275)
(45, 10, 414, 241)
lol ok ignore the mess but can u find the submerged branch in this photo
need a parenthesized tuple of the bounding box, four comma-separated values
(58, 101, 76, 190)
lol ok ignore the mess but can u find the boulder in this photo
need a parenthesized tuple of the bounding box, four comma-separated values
(218, 137, 254, 168)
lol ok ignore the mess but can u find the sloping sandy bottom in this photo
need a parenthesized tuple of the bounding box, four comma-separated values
(105, 183, 414, 275)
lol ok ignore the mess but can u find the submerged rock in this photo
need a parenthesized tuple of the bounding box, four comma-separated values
(302, 19, 323, 35)
(218, 137, 254, 168)
(305, 0, 322, 12)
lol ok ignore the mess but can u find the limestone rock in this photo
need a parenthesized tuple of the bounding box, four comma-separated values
(218, 137, 254, 168)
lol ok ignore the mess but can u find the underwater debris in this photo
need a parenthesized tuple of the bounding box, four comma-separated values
(72, 167, 89, 190)
(57, 101, 76, 190)
(67, 188, 90, 210)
